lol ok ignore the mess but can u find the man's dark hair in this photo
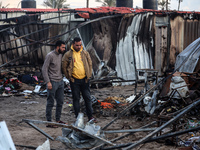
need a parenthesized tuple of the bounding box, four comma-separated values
(72, 37, 81, 44)
(55, 40, 65, 47)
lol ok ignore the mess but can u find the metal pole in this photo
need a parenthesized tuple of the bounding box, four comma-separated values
(0, 26, 51, 46)
(103, 128, 157, 134)
(25, 122, 54, 141)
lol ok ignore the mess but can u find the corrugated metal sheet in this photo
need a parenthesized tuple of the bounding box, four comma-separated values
(170, 16, 185, 67)
(115, 13, 154, 83)
(170, 15, 200, 67)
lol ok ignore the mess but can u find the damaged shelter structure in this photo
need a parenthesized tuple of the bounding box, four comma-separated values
(1, 5, 200, 150)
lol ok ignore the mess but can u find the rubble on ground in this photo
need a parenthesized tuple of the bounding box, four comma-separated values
(1, 69, 200, 150)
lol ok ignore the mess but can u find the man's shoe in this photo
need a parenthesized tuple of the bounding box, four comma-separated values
(56, 120, 67, 125)
(88, 117, 97, 123)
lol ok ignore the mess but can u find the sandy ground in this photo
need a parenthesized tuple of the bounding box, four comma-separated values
(0, 84, 179, 150)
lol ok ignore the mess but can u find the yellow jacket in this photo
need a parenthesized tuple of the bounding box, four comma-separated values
(62, 46, 93, 83)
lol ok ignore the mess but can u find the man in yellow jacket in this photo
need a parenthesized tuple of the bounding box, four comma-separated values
(62, 37, 96, 122)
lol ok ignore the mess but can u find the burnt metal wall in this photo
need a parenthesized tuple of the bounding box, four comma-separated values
(115, 13, 155, 84)
(0, 10, 200, 82)
(89, 12, 200, 84)
(0, 23, 68, 69)
(89, 14, 121, 75)
(0, 12, 83, 72)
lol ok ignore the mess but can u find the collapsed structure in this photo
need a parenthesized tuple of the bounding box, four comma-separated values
(0, 6, 200, 150)
(0, 7, 200, 83)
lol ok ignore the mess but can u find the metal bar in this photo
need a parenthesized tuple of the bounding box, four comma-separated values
(15, 144, 57, 150)
(25, 122, 54, 141)
(147, 125, 200, 142)
(0, 11, 76, 33)
(103, 125, 200, 150)
(103, 128, 157, 134)
(90, 78, 156, 84)
(1, 26, 51, 45)
(123, 99, 200, 150)
(22, 119, 68, 127)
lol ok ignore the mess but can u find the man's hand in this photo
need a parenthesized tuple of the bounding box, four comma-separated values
(47, 82, 52, 90)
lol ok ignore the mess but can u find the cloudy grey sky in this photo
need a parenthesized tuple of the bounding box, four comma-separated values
(2, 0, 200, 11)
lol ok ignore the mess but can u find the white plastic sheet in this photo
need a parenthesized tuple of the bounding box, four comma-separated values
(0, 121, 16, 150)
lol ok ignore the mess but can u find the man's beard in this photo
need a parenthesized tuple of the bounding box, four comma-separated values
(74, 48, 80, 52)
(58, 48, 64, 54)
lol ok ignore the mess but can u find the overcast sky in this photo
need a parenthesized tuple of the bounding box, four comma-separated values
(2, 0, 200, 11)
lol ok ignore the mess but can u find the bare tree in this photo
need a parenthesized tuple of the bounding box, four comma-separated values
(158, 0, 170, 10)
(178, 0, 183, 11)
(0, 1, 9, 8)
(43, 0, 69, 9)
(96, 0, 116, 7)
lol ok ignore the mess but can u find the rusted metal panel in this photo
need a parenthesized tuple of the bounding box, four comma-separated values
(184, 19, 200, 48)
(155, 16, 168, 75)
(170, 16, 200, 73)
(170, 16, 184, 67)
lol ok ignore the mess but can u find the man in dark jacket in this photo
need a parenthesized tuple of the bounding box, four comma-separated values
(62, 37, 96, 122)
